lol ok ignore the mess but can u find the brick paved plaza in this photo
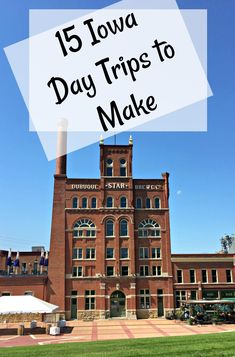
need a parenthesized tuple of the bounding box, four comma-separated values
(1, 319, 235, 348)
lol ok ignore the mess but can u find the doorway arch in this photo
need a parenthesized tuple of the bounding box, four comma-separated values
(110, 291, 126, 318)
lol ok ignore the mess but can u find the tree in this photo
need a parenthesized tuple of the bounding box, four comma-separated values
(220, 235, 234, 253)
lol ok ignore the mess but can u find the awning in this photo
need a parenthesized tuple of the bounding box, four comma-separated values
(0, 296, 58, 314)
(221, 298, 235, 302)
(187, 299, 235, 304)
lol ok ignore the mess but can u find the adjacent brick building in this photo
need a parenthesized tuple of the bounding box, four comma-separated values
(0, 137, 234, 320)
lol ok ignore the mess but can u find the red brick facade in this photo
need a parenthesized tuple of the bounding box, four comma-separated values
(0, 139, 234, 319)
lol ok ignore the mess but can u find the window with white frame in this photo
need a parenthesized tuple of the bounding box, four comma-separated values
(106, 196, 114, 208)
(152, 247, 161, 259)
(120, 247, 129, 259)
(106, 266, 114, 276)
(139, 247, 149, 259)
(82, 197, 88, 208)
(106, 158, 113, 176)
(72, 248, 83, 260)
(136, 197, 142, 209)
(177, 270, 183, 283)
(189, 269, 195, 283)
(154, 197, 161, 209)
(121, 266, 129, 276)
(85, 290, 95, 310)
(91, 197, 97, 208)
(73, 219, 96, 238)
(146, 197, 151, 208)
(139, 289, 150, 309)
(211, 269, 217, 283)
(140, 265, 149, 276)
(120, 196, 127, 208)
(120, 158, 127, 176)
(106, 247, 114, 259)
(72, 266, 83, 277)
(138, 219, 160, 238)
(175, 290, 186, 308)
(72, 197, 78, 208)
(152, 265, 161, 276)
(201, 269, 207, 283)
(226, 269, 232, 283)
(120, 219, 128, 236)
(85, 248, 96, 259)
(105, 220, 114, 237)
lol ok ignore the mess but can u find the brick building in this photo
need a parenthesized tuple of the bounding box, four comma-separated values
(0, 136, 234, 320)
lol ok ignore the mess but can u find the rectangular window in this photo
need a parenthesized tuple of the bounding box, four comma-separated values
(140, 265, 149, 276)
(1, 292, 10, 296)
(191, 290, 197, 300)
(71, 290, 77, 296)
(74, 229, 96, 238)
(177, 270, 183, 283)
(139, 247, 149, 259)
(175, 290, 186, 308)
(120, 167, 126, 176)
(212, 269, 217, 283)
(152, 266, 156, 276)
(106, 266, 114, 276)
(152, 266, 161, 276)
(152, 248, 161, 259)
(85, 290, 95, 310)
(121, 266, 129, 276)
(226, 269, 232, 283)
(120, 247, 129, 259)
(190, 269, 195, 283)
(139, 289, 150, 309)
(106, 167, 113, 176)
(85, 248, 96, 259)
(157, 266, 161, 276)
(106, 248, 114, 259)
(72, 266, 82, 277)
(202, 269, 207, 283)
(24, 291, 33, 296)
(72, 248, 83, 260)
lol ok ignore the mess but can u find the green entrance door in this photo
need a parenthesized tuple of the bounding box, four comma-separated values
(158, 296, 164, 316)
(110, 291, 126, 318)
(71, 298, 77, 319)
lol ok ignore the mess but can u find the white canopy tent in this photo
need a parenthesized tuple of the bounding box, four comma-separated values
(0, 295, 58, 314)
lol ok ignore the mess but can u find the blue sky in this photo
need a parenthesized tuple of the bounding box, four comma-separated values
(0, 0, 234, 253)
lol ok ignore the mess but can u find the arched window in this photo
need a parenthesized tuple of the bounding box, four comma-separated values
(120, 196, 127, 208)
(146, 197, 151, 208)
(136, 198, 142, 209)
(138, 219, 160, 238)
(82, 197, 88, 208)
(91, 197, 97, 208)
(120, 158, 127, 176)
(154, 197, 161, 209)
(72, 197, 78, 208)
(73, 218, 96, 238)
(120, 219, 128, 236)
(106, 158, 113, 176)
(106, 219, 114, 236)
(106, 196, 113, 208)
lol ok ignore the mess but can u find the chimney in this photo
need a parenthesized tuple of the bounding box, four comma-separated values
(55, 119, 67, 176)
